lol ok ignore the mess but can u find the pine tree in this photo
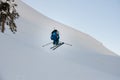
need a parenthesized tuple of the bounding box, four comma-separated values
(0, 0, 19, 33)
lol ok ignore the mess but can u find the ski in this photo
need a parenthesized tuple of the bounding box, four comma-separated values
(50, 45, 57, 49)
(51, 42, 64, 50)
(59, 41, 72, 46)
(43, 41, 72, 50)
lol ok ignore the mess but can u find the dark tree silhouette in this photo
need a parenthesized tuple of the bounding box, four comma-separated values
(0, 0, 19, 33)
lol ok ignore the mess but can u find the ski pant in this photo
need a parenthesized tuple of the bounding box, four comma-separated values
(53, 39, 59, 45)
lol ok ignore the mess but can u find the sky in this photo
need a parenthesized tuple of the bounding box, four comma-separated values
(22, 0, 120, 56)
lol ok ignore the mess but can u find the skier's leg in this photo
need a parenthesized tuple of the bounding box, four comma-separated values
(56, 39, 59, 45)
(55, 40, 57, 45)
(53, 40, 56, 45)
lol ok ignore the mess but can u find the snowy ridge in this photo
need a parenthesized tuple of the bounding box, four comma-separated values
(0, 0, 120, 80)
(16, 0, 116, 56)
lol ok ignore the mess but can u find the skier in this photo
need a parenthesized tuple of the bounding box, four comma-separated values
(51, 29, 60, 45)
(42, 29, 71, 50)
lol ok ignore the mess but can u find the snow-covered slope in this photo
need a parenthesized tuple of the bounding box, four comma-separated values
(0, 0, 120, 80)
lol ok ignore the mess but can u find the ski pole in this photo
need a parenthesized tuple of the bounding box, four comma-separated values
(42, 42, 52, 47)
(64, 42, 72, 46)
(60, 41, 72, 46)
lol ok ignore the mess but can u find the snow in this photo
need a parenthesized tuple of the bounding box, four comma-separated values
(0, 0, 120, 80)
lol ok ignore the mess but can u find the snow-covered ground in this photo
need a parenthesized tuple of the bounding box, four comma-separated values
(0, 0, 120, 80)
